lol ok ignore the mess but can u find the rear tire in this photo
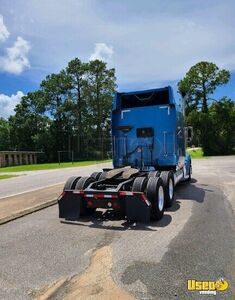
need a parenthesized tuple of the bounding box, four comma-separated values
(160, 171, 175, 207)
(63, 176, 81, 191)
(148, 171, 160, 178)
(75, 177, 96, 215)
(90, 172, 102, 181)
(75, 176, 95, 190)
(132, 177, 148, 192)
(146, 177, 165, 221)
(99, 172, 107, 180)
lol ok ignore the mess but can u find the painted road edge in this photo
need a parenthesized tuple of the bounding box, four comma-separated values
(0, 199, 57, 225)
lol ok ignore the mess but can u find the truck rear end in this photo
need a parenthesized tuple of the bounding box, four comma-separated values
(58, 86, 192, 223)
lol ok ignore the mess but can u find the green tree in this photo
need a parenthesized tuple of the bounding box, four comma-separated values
(0, 118, 10, 150)
(86, 60, 116, 158)
(178, 61, 230, 113)
(186, 98, 235, 155)
(209, 97, 235, 154)
(9, 91, 48, 152)
(66, 58, 88, 155)
(4, 57, 116, 162)
(178, 61, 232, 155)
(41, 71, 72, 159)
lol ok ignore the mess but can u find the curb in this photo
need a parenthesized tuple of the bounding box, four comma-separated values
(0, 199, 57, 225)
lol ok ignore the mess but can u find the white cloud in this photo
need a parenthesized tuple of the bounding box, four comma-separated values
(89, 43, 113, 62)
(0, 15, 31, 75)
(1, 0, 235, 90)
(0, 37, 31, 75)
(0, 15, 9, 42)
(0, 91, 24, 118)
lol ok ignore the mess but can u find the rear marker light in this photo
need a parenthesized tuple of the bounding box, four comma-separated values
(113, 202, 119, 208)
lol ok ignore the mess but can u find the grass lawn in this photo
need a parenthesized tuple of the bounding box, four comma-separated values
(0, 175, 17, 180)
(187, 147, 205, 158)
(0, 159, 111, 173)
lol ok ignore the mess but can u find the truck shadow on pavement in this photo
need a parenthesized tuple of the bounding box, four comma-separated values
(176, 178, 212, 204)
(61, 178, 210, 231)
(61, 210, 173, 231)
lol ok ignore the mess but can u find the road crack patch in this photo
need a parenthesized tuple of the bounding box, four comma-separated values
(31, 246, 135, 300)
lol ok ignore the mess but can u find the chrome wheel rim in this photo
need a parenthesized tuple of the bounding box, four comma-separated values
(169, 178, 174, 199)
(158, 186, 164, 211)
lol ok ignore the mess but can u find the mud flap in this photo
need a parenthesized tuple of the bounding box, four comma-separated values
(58, 191, 82, 221)
(125, 195, 151, 223)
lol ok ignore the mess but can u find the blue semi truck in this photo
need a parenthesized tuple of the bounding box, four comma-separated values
(58, 86, 192, 222)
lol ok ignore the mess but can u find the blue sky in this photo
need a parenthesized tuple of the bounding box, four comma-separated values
(0, 0, 235, 117)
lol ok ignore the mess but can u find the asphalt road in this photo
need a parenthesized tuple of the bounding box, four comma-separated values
(0, 157, 234, 300)
(0, 162, 111, 198)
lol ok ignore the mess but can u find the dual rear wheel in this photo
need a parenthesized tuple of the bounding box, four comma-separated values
(63, 170, 175, 221)
(146, 177, 165, 221)
(132, 170, 175, 221)
(75, 177, 96, 215)
(63, 176, 96, 216)
(160, 171, 175, 208)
